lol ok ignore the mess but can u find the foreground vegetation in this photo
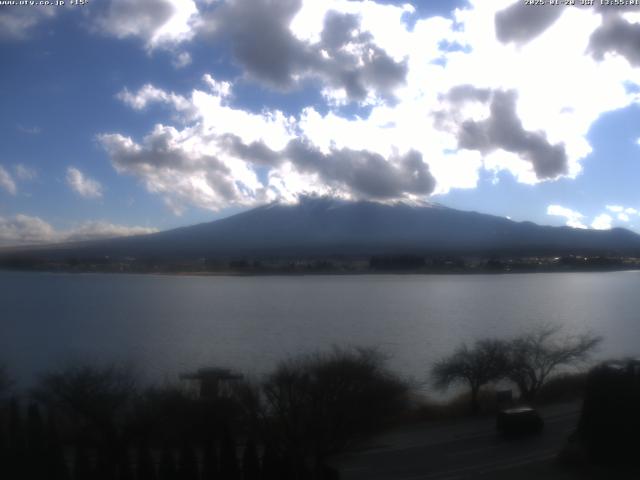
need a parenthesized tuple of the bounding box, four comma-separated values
(0, 348, 408, 480)
(431, 325, 602, 414)
(0, 327, 603, 479)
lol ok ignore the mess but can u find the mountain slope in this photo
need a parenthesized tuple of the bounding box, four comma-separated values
(5, 198, 640, 260)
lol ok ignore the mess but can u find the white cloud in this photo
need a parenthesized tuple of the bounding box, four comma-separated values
(94, 0, 199, 49)
(116, 84, 173, 110)
(172, 51, 192, 68)
(66, 167, 104, 199)
(0, 214, 158, 247)
(0, 6, 56, 41)
(14, 164, 37, 181)
(17, 125, 41, 135)
(591, 213, 613, 230)
(546, 204, 587, 229)
(606, 205, 638, 215)
(0, 166, 17, 195)
(202, 74, 232, 97)
(116, 84, 194, 113)
(64, 221, 159, 242)
(605, 204, 639, 222)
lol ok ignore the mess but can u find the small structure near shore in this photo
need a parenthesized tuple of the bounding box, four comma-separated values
(180, 367, 243, 400)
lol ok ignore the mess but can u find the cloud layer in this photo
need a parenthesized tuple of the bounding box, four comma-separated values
(0, 214, 158, 247)
(6, 0, 640, 219)
(92, 0, 640, 214)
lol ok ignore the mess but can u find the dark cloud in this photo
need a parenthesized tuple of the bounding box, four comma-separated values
(220, 133, 283, 166)
(102, 129, 435, 208)
(322, 33, 408, 102)
(113, 127, 229, 173)
(222, 133, 436, 199)
(495, 1, 563, 44)
(99, 130, 241, 209)
(317, 11, 407, 101)
(442, 85, 492, 104)
(433, 85, 492, 131)
(284, 140, 435, 199)
(589, 14, 640, 66)
(211, 0, 309, 88)
(457, 90, 568, 179)
(203, 1, 407, 102)
(321, 10, 360, 50)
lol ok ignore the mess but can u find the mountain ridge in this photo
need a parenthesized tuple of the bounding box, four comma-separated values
(3, 197, 640, 262)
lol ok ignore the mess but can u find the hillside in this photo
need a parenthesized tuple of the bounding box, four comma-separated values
(3, 198, 640, 265)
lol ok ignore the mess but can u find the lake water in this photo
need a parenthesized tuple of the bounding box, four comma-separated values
(1, 270, 639, 389)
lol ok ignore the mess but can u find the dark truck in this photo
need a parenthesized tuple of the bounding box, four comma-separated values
(496, 406, 544, 435)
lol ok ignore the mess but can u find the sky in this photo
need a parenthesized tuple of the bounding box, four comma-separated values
(1, 0, 640, 246)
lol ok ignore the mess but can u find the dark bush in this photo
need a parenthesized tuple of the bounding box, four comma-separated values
(536, 373, 587, 404)
(262, 347, 410, 471)
(242, 437, 260, 480)
(577, 359, 640, 465)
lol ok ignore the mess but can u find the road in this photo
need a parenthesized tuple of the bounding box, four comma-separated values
(337, 402, 584, 480)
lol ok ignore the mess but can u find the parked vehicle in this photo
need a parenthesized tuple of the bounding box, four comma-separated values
(496, 406, 544, 435)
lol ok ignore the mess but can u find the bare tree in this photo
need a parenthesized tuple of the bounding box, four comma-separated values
(505, 325, 602, 402)
(32, 363, 137, 450)
(262, 347, 410, 474)
(431, 339, 509, 415)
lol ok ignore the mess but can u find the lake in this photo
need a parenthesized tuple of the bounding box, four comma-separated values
(1, 270, 639, 390)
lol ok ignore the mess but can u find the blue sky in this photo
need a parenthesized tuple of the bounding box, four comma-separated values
(1, 0, 640, 245)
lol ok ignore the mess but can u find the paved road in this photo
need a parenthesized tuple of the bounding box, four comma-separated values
(337, 403, 582, 480)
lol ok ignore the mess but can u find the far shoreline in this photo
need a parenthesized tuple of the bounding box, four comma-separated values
(2, 265, 640, 278)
